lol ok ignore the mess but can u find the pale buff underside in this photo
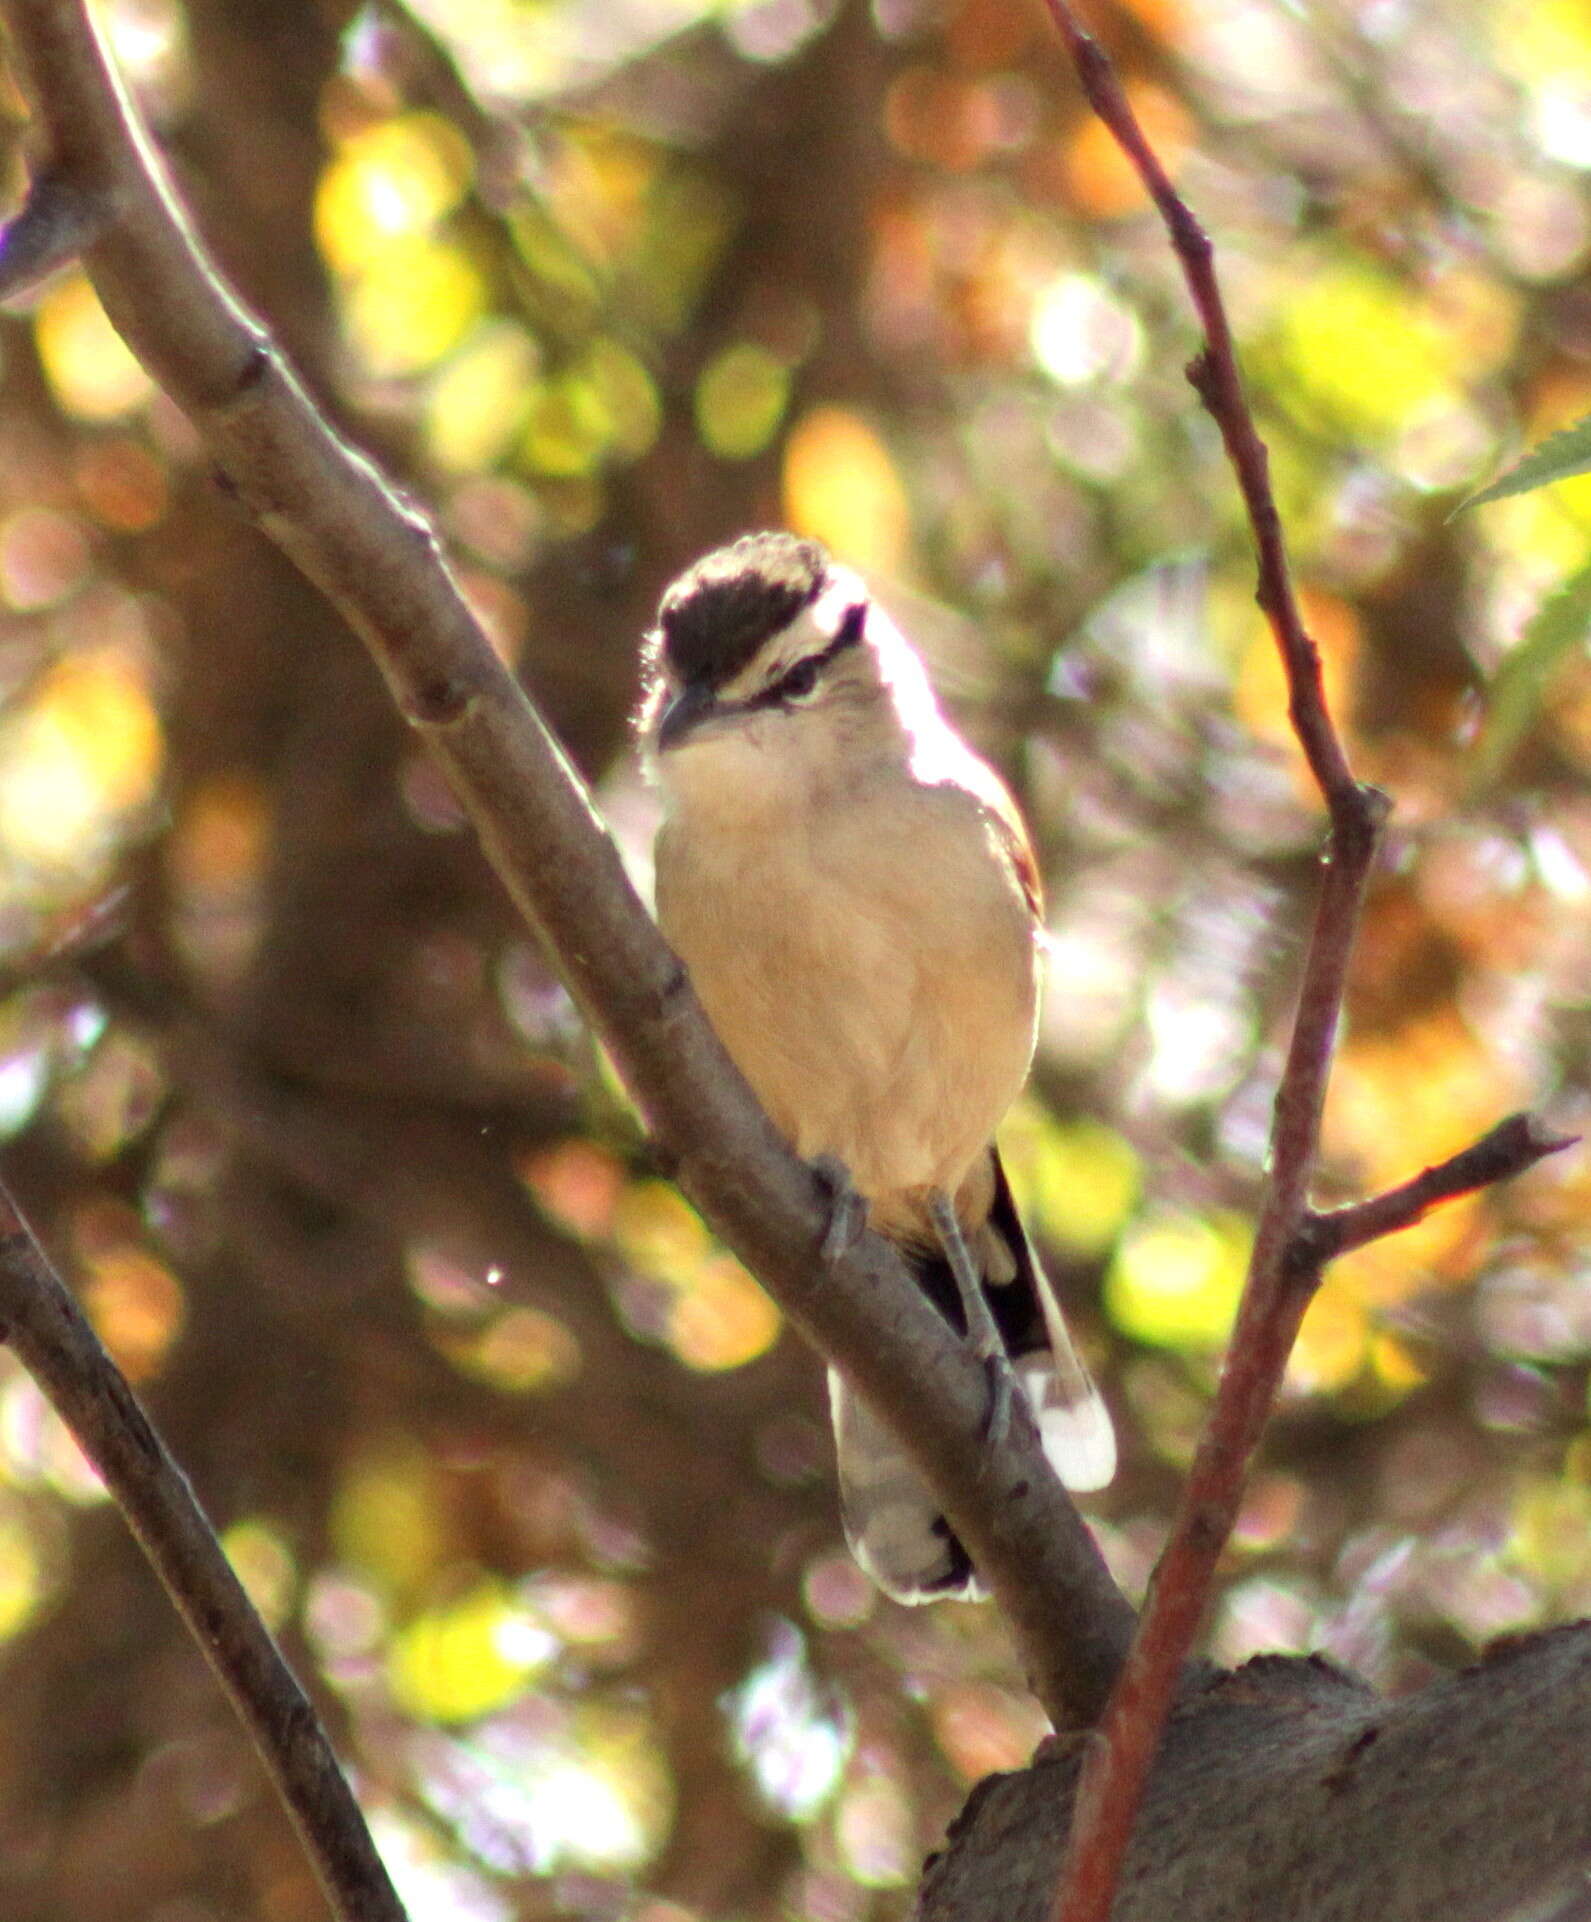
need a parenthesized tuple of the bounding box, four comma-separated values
(653, 714, 1039, 1248)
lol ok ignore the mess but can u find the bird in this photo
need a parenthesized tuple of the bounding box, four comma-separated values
(637, 531, 1114, 1602)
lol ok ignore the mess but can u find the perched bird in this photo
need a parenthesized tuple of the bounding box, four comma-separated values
(638, 532, 1114, 1601)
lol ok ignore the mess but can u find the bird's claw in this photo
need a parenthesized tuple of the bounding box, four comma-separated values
(812, 1154, 868, 1264)
(980, 1349, 1015, 1450)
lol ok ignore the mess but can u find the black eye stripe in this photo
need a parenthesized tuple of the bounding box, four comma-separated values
(750, 603, 868, 711)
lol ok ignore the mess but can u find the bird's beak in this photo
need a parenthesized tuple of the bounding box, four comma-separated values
(657, 681, 719, 751)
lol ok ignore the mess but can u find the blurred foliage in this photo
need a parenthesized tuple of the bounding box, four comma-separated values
(0, 0, 1589, 1916)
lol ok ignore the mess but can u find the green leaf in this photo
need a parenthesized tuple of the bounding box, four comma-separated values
(1459, 412, 1591, 512)
(1470, 556, 1591, 789)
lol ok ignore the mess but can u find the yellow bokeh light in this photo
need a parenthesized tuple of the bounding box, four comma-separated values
(612, 1180, 710, 1287)
(666, 1254, 781, 1373)
(1327, 1011, 1522, 1195)
(331, 1444, 454, 1599)
(81, 1246, 185, 1382)
(314, 112, 474, 274)
(1288, 1282, 1367, 1394)
(783, 406, 911, 575)
(1001, 1103, 1141, 1257)
(1508, 1472, 1591, 1592)
(0, 649, 163, 873)
(424, 321, 540, 473)
(1105, 1208, 1249, 1352)
(222, 1517, 298, 1630)
(1263, 259, 1516, 443)
(35, 273, 154, 422)
(695, 343, 791, 460)
(0, 1511, 45, 1642)
(442, 1306, 583, 1395)
(387, 1577, 554, 1724)
(342, 237, 487, 380)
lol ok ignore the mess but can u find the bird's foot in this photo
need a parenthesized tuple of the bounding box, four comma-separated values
(926, 1189, 1017, 1457)
(812, 1154, 868, 1264)
(979, 1349, 1016, 1449)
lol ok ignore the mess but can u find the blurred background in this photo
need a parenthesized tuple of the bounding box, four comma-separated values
(0, 0, 1588, 1915)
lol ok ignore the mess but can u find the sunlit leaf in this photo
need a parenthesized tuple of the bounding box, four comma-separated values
(1463, 413, 1591, 511)
(1469, 555, 1591, 784)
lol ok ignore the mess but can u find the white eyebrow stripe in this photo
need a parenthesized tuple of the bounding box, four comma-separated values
(715, 587, 864, 704)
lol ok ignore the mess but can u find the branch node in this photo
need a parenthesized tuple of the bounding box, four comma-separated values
(0, 166, 109, 302)
(400, 671, 478, 729)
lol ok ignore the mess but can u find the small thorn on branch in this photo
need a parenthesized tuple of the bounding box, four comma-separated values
(0, 168, 111, 303)
(1298, 1113, 1577, 1266)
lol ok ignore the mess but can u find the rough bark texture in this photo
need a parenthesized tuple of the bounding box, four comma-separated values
(921, 1626, 1591, 1922)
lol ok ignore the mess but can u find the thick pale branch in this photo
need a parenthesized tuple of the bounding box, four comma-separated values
(0, 0, 1135, 1741)
(0, 1186, 409, 1922)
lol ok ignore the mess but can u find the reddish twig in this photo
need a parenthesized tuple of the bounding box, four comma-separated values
(1039, 6, 1580, 1916)
(1034, 5, 1391, 1919)
(0, 1184, 409, 1922)
(1300, 1113, 1577, 1264)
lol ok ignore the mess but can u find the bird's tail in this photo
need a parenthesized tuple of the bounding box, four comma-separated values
(829, 1151, 1114, 1604)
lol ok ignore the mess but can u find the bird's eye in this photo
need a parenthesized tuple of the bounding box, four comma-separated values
(779, 657, 822, 702)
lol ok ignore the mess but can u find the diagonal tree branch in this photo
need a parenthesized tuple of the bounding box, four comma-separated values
(0, 0, 1133, 1780)
(0, 1184, 410, 1922)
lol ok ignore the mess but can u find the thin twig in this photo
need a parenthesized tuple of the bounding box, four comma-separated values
(0, 1184, 410, 1922)
(1037, 4, 1581, 1911)
(1299, 1113, 1576, 1265)
(0, 163, 107, 299)
(1033, 4, 1396, 1917)
(0, 0, 1136, 1743)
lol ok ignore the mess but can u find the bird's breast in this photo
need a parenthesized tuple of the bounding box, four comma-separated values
(655, 780, 1039, 1200)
